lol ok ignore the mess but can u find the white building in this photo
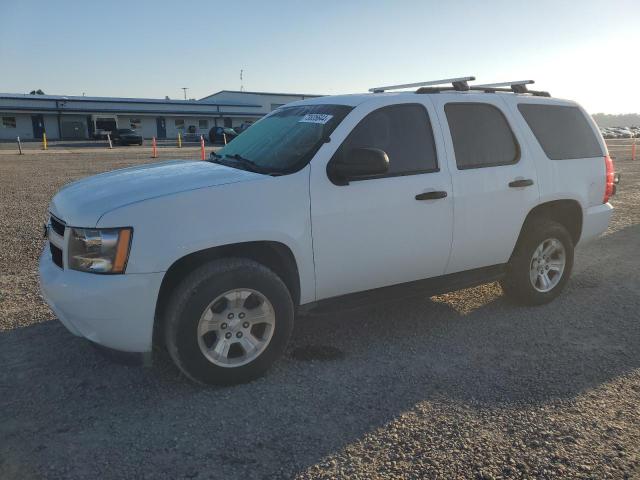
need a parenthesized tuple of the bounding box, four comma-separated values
(0, 90, 321, 141)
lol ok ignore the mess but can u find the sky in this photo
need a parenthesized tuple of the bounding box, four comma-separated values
(1, 0, 638, 114)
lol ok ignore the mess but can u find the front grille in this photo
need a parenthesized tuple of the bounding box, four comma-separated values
(50, 243, 63, 268)
(50, 215, 65, 236)
(48, 214, 65, 269)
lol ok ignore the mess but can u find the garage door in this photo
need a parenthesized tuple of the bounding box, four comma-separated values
(61, 121, 87, 139)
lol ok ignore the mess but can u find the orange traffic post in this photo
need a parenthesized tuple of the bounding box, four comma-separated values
(151, 137, 158, 158)
(200, 135, 205, 160)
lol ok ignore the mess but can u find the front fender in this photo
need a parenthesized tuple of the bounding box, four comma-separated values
(97, 167, 316, 304)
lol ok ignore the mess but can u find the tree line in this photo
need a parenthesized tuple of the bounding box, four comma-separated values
(592, 113, 640, 127)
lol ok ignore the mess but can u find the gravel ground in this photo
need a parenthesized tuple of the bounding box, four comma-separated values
(1, 148, 639, 479)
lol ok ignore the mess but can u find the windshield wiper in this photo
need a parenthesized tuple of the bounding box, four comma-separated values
(208, 152, 279, 175)
(222, 154, 273, 174)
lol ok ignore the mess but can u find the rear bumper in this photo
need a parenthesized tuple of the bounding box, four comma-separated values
(580, 203, 613, 244)
(39, 246, 164, 352)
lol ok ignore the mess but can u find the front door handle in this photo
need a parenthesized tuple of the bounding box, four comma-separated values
(415, 191, 448, 200)
(508, 179, 534, 188)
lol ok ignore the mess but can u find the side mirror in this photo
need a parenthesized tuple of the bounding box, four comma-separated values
(328, 147, 389, 185)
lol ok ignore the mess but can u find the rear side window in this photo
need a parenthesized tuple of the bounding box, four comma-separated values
(518, 104, 603, 160)
(335, 104, 438, 176)
(445, 103, 519, 169)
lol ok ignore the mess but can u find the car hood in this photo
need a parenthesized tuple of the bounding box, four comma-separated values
(49, 160, 262, 226)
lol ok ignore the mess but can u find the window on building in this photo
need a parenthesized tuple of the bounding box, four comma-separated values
(175, 119, 185, 130)
(2, 116, 17, 128)
(445, 103, 519, 169)
(199, 119, 208, 129)
(96, 118, 117, 132)
(518, 104, 603, 160)
(130, 118, 142, 130)
(333, 104, 438, 177)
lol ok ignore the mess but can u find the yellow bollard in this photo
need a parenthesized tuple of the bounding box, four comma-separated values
(42, 132, 48, 150)
(178, 132, 182, 148)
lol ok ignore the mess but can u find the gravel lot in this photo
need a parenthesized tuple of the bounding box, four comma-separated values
(1, 146, 639, 479)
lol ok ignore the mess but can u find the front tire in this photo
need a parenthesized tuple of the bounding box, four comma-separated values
(164, 258, 294, 385)
(500, 219, 574, 305)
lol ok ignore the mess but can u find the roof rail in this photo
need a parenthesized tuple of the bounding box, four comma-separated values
(474, 80, 534, 94)
(416, 79, 551, 97)
(369, 76, 475, 93)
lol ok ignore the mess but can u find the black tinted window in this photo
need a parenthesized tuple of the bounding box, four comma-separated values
(337, 104, 438, 175)
(518, 104, 603, 160)
(445, 103, 519, 169)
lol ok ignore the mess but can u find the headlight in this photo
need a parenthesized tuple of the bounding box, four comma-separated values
(68, 227, 132, 274)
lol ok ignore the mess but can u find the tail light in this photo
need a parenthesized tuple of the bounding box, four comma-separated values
(603, 155, 616, 203)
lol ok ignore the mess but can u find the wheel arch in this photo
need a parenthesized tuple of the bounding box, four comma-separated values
(511, 199, 583, 259)
(153, 241, 300, 348)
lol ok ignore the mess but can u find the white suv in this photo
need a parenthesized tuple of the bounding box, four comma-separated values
(40, 78, 617, 385)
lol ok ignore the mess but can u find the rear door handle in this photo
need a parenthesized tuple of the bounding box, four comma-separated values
(508, 179, 534, 188)
(415, 191, 448, 200)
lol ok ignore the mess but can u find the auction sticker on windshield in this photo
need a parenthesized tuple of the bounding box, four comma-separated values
(299, 114, 333, 124)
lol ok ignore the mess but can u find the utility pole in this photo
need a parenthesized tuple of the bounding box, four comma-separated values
(240, 69, 244, 92)
(181, 87, 189, 100)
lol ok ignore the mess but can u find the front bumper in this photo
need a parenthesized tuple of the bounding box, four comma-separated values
(39, 246, 164, 352)
(579, 202, 614, 244)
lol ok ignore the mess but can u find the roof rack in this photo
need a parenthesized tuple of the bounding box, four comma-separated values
(416, 78, 551, 97)
(369, 76, 475, 93)
(474, 80, 534, 94)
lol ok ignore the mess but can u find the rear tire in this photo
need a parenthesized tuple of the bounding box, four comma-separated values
(500, 218, 574, 305)
(164, 258, 294, 385)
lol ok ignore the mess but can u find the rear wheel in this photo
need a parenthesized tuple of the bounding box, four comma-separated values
(164, 258, 294, 385)
(500, 219, 574, 305)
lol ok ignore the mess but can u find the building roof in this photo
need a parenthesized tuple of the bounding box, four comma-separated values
(199, 90, 323, 101)
(0, 92, 261, 108)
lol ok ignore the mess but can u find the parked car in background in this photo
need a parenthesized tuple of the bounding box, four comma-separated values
(235, 122, 254, 134)
(181, 125, 208, 143)
(209, 126, 239, 144)
(618, 129, 634, 139)
(112, 128, 143, 146)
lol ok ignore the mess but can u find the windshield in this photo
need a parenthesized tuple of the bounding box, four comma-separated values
(214, 104, 352, 174)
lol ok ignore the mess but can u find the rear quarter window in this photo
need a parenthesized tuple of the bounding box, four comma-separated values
(518, 104, 603, 160)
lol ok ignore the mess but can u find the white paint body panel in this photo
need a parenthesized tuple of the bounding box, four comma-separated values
(39, 247, 163, 352)
(309, 97, 454, 299)
(96, 165, 316, 302)
(429, 93, 541, 273)
(39, 90, 614, 353)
